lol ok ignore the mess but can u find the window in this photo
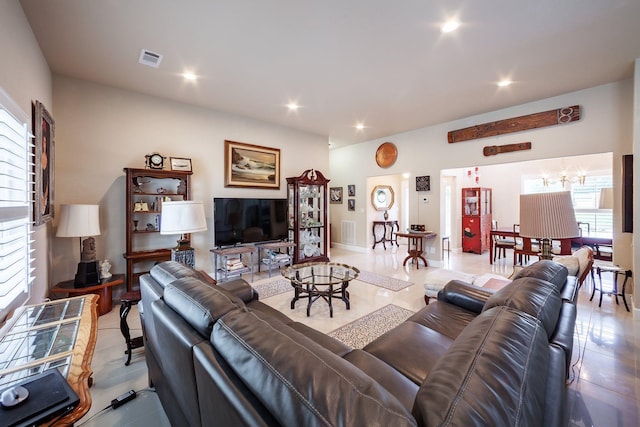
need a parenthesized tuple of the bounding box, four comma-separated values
(0, 87, 34, 322)
(523, 173, 613, 234)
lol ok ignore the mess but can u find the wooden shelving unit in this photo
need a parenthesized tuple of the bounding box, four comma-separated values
(123, 168, 192, 290)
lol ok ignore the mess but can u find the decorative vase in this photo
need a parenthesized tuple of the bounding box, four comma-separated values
(383, 210, 389, 220)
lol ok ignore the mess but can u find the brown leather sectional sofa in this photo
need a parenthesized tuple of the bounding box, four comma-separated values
(139, 259, 577, 426)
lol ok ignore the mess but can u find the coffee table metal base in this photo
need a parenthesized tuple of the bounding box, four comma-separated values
(290, 282, 350, 317)
(283, 262, 359, 317)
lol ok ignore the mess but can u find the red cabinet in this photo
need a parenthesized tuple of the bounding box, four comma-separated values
(462, 187, 492, 254)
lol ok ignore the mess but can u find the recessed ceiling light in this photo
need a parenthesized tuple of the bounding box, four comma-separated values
(441, 19, 460, 33)
(497, 79, 512, 88)
(355, 123, 366, 130)
(286, 102, 300, 111)
(182, 72, 198, 81)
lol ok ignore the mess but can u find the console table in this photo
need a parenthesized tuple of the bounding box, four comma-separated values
(0, 295, 98, 425)
(372, 220, 399, 249)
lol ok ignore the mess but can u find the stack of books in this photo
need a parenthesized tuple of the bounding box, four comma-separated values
(225, 257, 245, 271)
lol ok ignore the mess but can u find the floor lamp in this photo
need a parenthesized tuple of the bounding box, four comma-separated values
(519, 192, 579, 260)
(56, 204, 101, 287)
(160, 201, 207, 268)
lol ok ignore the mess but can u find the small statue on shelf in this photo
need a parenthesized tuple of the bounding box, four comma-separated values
(100, 260, 112, 280)
(177, 180, 186, 195)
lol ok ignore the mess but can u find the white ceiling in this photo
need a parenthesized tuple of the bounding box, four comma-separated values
(19, 0, 640, 147)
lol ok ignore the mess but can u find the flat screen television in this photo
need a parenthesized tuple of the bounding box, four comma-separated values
(213, 198, 288, 247)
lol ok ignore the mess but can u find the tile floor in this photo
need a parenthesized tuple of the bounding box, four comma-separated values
(81, 245, 639, 426)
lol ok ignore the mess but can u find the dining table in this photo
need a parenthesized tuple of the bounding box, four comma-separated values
(489, 228, 613, 264)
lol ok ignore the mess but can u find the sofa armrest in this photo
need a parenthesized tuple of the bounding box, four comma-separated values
(217, 278, 257, 303)
(437, 280, 494, 314)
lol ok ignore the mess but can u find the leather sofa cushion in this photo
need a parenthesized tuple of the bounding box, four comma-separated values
(217, 278, 257, 303)
(288, 322, 352, 357)
(363, 321, 453, 385)
(212, 309, 417, 427)
(246, 307, 353, 357)
(511, 259, 568, 292)
(437, 280, 493, 314)
(406, 301, 478, 340)
(164, 276, 246, 338)
(483, 277, 562, 338)
(412, 306, 549, 426)
(344, 349, 419, 411)
(150, 260, 202, 289)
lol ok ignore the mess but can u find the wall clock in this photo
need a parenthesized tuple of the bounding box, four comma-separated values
(375, 142, 397, 168)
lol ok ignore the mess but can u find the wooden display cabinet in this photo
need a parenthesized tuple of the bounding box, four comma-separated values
(287, 169, 330, 264)
(462, 187, 492, 254)
(123, 168, 192, 290)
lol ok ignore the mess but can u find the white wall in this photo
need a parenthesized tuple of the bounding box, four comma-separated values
(330, 81, 633, 256)
(51, 75, 329, 285)
(0, 0, 53, 311)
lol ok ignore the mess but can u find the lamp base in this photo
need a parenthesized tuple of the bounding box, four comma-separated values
(172, 248, 195, 268)
(74, 260, 100, 288)
(539, 238, 554, 260)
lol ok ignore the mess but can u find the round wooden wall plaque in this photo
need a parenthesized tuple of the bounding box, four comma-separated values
(375, 142, 397, 168)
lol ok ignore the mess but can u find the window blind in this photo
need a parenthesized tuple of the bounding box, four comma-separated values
(0, 87, 34, 322)
(522, 173, 613, 234)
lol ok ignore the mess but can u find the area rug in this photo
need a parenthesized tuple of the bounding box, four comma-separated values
(327, 304, 415, 349)
(356, 270, 414, 291)
(252, 279, 292, 299)
(253, 270, 413, 299)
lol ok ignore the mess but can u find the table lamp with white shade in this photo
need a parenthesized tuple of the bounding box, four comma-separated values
(519, 191, 580, 260)
(56, 204, 101, 287)
(160, 201, 207, 267)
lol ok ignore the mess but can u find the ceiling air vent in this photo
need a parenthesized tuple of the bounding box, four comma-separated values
(138, 49, 163, 68)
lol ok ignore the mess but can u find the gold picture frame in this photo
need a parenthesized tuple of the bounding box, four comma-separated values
(224, 140, 280, 189)
(33, 100, 55, 226)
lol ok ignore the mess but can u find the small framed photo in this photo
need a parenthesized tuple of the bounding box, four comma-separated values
(348, 185, 355, 197)
(330, 187, 343, 204)
(170, 157, 192, 171)
(348, 199, 355, 211)
(416, 175, 430, 191)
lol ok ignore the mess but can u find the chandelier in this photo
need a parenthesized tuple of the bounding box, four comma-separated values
(541, 172, 585, 188)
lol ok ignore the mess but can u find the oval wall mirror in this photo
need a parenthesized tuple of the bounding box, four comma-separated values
(371, 185, 395, 211)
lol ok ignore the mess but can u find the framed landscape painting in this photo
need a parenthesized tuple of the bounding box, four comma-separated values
(224, 140, 280, 189)
(33, 101, 55, 225)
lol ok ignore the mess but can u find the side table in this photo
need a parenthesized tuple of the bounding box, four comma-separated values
(210, 245, 256, 282)
(395, 231, 437, 269)
(50, 274, 124, 316)
(256, 241, 295, 277)
(590, 264, 632, 311)
(120, 290, 144, 366)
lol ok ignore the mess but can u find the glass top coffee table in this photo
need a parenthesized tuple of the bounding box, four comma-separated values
(282, 262, 360, 317)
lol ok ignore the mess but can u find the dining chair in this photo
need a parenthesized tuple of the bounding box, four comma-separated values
(514, 235, 540, 265)
(492, 222, 516, 262)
